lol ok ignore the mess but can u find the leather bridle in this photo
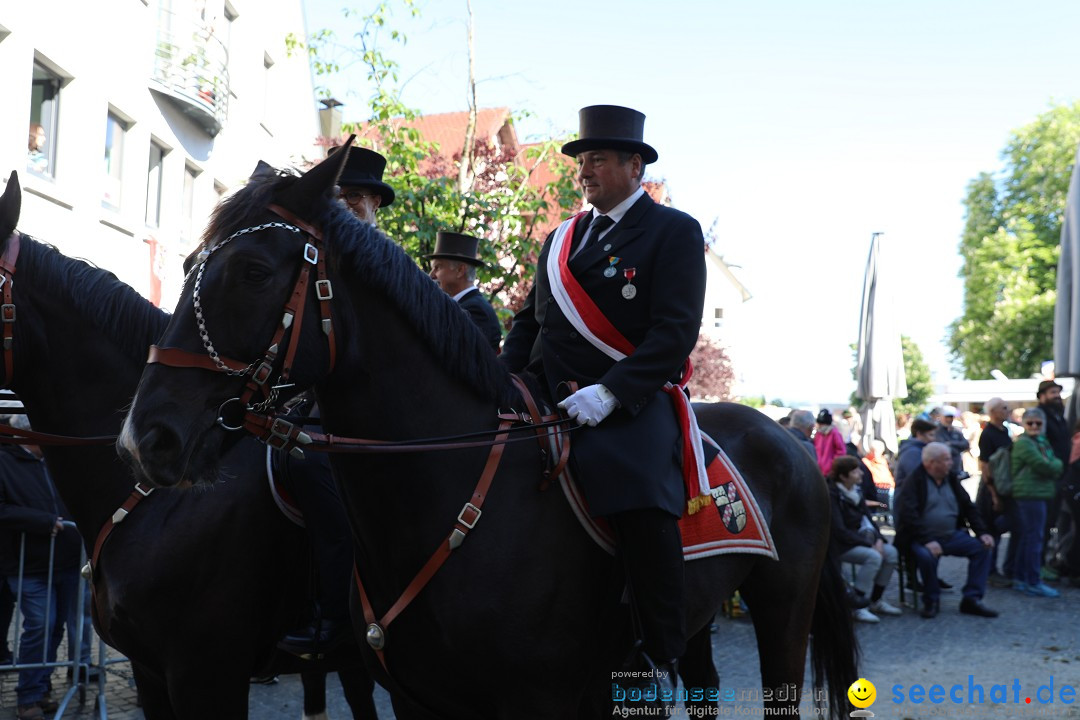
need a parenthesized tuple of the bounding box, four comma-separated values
(0, 232, 21, 386)
(147, 204, 336, 447)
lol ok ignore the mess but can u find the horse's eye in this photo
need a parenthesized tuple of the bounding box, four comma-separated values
(244, 264, 272, 283)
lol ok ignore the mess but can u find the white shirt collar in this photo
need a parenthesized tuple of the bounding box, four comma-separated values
(593, 184, 646, 226)
(451, 285, 477, 302)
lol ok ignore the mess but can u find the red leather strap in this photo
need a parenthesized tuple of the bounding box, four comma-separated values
(0, 232, 20, 385)
(510, 374, 570, 490)
(90, 483, 155, 573)
(268, 204, 323, 241)
(148, 344, 249, 374)
(354, 419, 511, 672)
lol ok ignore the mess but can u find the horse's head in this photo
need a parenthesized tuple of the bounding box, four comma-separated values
(120, 148, 353, 488)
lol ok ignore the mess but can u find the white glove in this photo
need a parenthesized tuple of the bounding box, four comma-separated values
(558, 384, 619, 427)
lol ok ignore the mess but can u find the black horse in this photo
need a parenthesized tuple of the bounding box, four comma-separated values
(120, 154, 858, 718)
(0, 171, 377, 720)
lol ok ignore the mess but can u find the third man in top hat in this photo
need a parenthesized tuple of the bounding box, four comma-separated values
(428, 231, 502, 353)
(501, 105, 706, 680)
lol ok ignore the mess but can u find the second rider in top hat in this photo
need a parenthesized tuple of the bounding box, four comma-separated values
(500, 105, 707, 685)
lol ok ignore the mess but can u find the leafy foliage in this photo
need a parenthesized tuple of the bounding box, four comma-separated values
(894, 335, 933, 418)
(949, 101, 1080, 378)
(287, 1, 580, 322)
(688, 335, 735, 401)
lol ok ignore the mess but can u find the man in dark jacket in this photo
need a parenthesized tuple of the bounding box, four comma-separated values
(501, 105, 706, 680)
(894, 418, 937, 490)
(895, 442, 997, 620)
(428, 231, 502, 353)
(0, 435, 86, 719)
(1037, 379, 1071, 580)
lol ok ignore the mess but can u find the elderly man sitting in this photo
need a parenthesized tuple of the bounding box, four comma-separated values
(895, 442, 998, 619)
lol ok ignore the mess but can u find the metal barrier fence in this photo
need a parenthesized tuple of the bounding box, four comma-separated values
(2, 524, 126, 718)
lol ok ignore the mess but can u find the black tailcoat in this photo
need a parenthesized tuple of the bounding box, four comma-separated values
(501, 193, 706, 517)
(457, 287, 502, 353)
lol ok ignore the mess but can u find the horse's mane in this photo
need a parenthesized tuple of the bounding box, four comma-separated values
(210, 171, 518, 407)
(19, 234, 169, 359)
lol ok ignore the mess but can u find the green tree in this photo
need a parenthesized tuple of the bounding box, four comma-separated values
(894, 335, 933, 418)
(287, 1, 579, 319)
(949, 101, 1080, 378)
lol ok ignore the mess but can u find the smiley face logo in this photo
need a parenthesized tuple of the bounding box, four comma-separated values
(847, 678, 876, 709)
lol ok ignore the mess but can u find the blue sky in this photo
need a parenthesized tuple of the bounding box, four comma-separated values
(301, 0, 1080, 405)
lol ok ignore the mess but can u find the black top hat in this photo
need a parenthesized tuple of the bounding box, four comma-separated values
(560, 105, 658, 164)
(329, 145, 395, 207)
(426, 231, 485, 267)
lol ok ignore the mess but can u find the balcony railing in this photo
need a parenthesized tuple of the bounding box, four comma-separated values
(150, 8, 230, 136)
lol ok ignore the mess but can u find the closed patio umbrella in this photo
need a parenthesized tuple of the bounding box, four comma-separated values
(855, 232, 907, 455)
(1054, 141, 1080, 426)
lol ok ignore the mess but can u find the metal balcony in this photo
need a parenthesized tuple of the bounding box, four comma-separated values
(150, 8, 230, 136)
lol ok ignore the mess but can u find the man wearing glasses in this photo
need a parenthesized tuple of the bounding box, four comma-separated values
(331, 145, 395, 224)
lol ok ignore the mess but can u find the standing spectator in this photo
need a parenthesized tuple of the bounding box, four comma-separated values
(813, 409, 846, 475)
(894, 442, 997, 620)
(977, 397, 1017, 587)
(846, 407, 864, 455)
(1036, 379, 1070, 582)
(934, 405, 970, 476)
(895, 412, 913, 443)
(1010, 407, 1062, 598)
(895, 418, 937, 490)
(828, 456, 901, 623)
(0, 422, 88, 720)
(787, 410, 817, 461)
(1060, 420, 1080, 582)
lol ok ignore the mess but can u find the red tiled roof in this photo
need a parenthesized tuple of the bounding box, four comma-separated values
(349, 107, 517, 170)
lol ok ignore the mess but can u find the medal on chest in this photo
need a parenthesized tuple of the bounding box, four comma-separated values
(621, 268, 637, 300)
(604, 256, 621, 278)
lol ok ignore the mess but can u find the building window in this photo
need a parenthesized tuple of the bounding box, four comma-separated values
(103, 112, 128, 209)
(181, 163, 201, 246)
(145, 141, 168, 228)
(714, 308, 723, 318)
(28, 62, 62, 178)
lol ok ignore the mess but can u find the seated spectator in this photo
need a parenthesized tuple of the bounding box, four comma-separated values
(787, 410, 816, 461)
(894, 442, 997, 620)
(828, 456, 901, 623)
(860, 439, 895, 512)
(1010, 407, 1063, 598)
(813, 409, 846, 475)
(894, 418, 937, 490)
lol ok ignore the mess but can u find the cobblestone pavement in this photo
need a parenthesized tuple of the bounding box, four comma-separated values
(5, 523, 1079, 718)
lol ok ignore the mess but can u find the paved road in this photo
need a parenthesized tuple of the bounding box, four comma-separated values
(5, 528, 1080, 718)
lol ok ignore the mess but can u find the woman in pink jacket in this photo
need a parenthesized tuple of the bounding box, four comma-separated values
(814, 409, 847, 475)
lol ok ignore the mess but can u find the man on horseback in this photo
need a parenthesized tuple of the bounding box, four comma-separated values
(427, 231, 503, 353)
(500, 105, 706, 688)
(331, 145, 395, 224)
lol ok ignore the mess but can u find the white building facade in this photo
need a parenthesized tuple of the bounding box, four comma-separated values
(0, 0, 319, 306)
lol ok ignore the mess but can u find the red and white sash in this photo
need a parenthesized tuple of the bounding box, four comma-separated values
(546, 213, 710, 511)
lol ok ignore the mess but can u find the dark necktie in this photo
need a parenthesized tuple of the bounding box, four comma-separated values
(584, 215, 614, 250)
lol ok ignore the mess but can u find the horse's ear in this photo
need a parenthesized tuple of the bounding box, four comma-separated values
(0, 171, 21, 238)
(274, 135, 356, 214)
(249, 161, 277, 180)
